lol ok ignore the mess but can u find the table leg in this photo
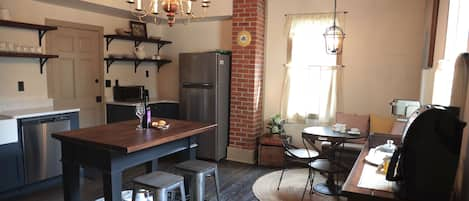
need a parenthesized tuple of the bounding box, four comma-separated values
(102, 171, 122, 201)
(145, 159, 158, 173)
(187, 136, 197, 160)
(313, 172, 341, 195)
(62, 161, 80, 201)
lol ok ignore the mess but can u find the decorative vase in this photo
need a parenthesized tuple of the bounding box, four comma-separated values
(134, 45, 145, 59)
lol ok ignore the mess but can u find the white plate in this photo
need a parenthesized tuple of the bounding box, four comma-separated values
(347, 130, 361, 135)
(364, 149, 393, 166)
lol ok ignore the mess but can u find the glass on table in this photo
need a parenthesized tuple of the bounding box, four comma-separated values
(135, 103, 145, 130)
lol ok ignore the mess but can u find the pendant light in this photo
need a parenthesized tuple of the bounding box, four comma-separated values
(323, 0, 345, 55)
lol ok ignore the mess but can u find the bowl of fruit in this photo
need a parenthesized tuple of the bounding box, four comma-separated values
(151, 120, 170, 130)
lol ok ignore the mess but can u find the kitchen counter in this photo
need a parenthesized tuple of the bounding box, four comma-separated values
(0, 107, 80, 119)
(106, 99, 179, 107)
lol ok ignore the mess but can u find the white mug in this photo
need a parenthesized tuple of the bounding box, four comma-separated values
(0, 41, 6, 51)
(0, 9, 11, 21)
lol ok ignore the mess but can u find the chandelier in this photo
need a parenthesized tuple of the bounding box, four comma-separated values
(323, 0, 345, 55)
(126, 0, 211, 27)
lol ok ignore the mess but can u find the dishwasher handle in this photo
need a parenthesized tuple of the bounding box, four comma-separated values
(39, 116, 70, 124)
(22, 115, 72, 125)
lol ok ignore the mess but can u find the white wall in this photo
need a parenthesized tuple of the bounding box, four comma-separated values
(264, 0, 427, 145)
(158, 20, 232, 100)
(264, 0, 426, 118)
(0, 0, 163, 110)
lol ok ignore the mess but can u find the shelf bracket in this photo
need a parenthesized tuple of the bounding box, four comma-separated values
(135, 41, 142, 47)
(39, 58, 49, 74)
(157, 43, 165, 55)
(106, 59, 115, 74)
(134, 60, 142, 73)
(38, 30, 49, 47)
(156, 62, 161, 72)
(106, 37, 114, 51)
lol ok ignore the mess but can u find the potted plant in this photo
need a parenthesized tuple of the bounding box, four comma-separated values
(305, 113, 319, 125)
(267, 114, 285, 135)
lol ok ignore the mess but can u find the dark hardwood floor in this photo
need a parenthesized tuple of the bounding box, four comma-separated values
(13, 155, 277, 201)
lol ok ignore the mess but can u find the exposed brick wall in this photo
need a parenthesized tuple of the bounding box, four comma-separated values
(229, 0, 265, 151)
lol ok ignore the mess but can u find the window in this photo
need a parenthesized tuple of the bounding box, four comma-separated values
(281, 14, 343, 124)
(432, 0, 469, 105)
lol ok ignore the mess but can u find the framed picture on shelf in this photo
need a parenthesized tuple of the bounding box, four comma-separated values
(129, 21, 147, 38)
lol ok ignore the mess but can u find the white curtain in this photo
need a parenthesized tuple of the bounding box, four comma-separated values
(281, 14, 344, 124)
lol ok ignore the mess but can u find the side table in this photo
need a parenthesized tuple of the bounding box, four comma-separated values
(258, 134, 292, 167)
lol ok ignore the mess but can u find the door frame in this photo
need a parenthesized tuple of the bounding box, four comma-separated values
(45, 19, 105, 124)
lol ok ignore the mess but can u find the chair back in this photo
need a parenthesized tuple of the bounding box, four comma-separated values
(279, 135, 295, 152)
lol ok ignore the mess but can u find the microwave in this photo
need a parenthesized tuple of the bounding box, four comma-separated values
(113, 85, 145, 102)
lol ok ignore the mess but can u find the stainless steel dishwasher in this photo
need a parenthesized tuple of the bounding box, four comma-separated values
(21, 114, 71, 184)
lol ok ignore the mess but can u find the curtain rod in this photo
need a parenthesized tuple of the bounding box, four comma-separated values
(284, 64, 346, 68)
(284, 11, 348, 17)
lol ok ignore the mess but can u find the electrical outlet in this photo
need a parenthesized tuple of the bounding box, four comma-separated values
(105, 80, 111, 88)
(18, 81, 24, 92)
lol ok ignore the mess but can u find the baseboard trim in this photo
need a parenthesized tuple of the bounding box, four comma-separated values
(226, 146, 256, 164)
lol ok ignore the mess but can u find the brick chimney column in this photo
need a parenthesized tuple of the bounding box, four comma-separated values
(227, 0, 265, 164)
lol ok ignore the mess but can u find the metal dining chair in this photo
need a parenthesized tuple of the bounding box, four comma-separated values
(301, 134, 346, 200)
(276, 134, 320, 191)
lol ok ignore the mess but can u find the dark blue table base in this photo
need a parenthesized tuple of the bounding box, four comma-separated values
(61, 136, 197, 201)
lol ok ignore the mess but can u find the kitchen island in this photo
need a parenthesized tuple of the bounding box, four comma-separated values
(52, 119, 216, 201)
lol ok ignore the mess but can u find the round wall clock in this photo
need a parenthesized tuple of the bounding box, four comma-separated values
(237, 31, 252, 47)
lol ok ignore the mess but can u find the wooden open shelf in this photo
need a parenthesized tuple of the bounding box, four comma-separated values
(104, 57, 171, 73)
(0, 20, 57, 46)
(104, 34, 172, 51)
(0, 51, 59, 74)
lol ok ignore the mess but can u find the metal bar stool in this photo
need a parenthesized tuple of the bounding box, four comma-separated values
(174, 160, 220, 201)
(131, 171, 186, 201)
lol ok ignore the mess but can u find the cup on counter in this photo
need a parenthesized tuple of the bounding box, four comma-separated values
(15, 44, 22, 52)
(6, 42, 14, 52)
(0, 8, 11, 21)
(0, 41, 6, 51)
(333, 123, 347, 133)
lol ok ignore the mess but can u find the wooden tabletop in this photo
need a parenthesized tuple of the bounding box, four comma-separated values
(342, 142, 403, 201)
(52, 119, 216, 154)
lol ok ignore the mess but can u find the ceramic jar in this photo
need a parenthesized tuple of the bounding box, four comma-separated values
(134, 45, 145, 59)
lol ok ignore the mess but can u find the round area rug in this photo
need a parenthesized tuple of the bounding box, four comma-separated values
(252, 169, 345, 201)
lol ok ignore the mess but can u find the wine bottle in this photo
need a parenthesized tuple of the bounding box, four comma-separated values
(141, 90, 151, 128)
(141, 100, 147, 128)
(145, 91, 151, 127)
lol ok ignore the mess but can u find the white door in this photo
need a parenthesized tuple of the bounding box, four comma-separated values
(46, 20, 104, 128)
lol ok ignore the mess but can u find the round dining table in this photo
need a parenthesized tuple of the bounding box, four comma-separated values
(302, 126, 365, 196)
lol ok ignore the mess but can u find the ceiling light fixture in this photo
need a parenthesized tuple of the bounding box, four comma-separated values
(323, 0, 345, 55)
(126, 0, 211, 27)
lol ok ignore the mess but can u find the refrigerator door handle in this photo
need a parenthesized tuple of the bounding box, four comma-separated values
(182, 82, 214, 88)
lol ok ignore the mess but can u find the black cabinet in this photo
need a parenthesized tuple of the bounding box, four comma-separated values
(0, 142, 24, 192)
(106, 102, 179, 124)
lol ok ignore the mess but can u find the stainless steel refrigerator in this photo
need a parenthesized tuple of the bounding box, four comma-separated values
(179, 51, 230, 161)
